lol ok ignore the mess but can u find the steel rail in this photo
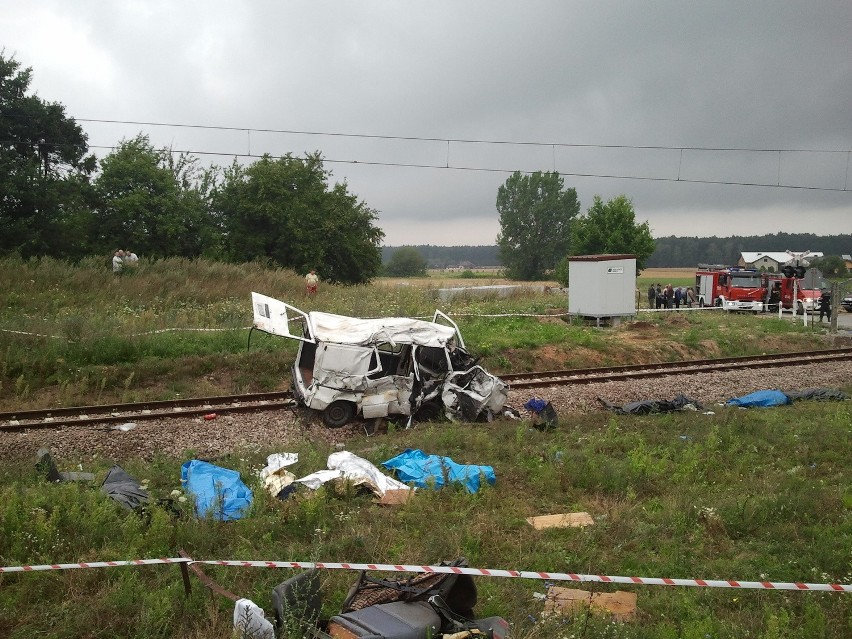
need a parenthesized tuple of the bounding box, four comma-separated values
(0, 396, 297, 431)
(503, 348, 852, 389)
(2, 348, 849, 430)
(0, 390, 293, 423)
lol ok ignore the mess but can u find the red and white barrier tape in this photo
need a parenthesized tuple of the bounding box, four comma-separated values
(1, 558, 849, 592)
(0, 558, 188, 572)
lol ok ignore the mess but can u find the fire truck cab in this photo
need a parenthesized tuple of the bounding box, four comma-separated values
(695, 265, 765, 312)
(767, 271, 827, 313)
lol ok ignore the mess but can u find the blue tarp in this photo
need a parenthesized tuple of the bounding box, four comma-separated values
(180, 460, 253, 521)
(726, 390, 791, 408)
(382, 448, 495, 494)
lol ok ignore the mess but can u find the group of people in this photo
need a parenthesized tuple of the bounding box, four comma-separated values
(112, 249, 139, 274)
(647, 283, 695, 309)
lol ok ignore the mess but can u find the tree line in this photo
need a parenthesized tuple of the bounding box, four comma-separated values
(385, 232, 851, 271)
(0, 55, 383, 284)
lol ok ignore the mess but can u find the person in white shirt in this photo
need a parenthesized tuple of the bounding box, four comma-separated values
(112, 249, 125, 274)
(305, 269, 319, 295)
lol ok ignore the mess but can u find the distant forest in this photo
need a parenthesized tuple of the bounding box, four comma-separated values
(383, 233, 852, 268)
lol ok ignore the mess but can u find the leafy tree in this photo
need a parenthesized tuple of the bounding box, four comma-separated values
(91, 135, 217, 258)
(571, 195, 656, 270)
(809, 255, 847, 277)
(496, 171, 580, 280)
(384, 246, 428, 276)
(213, 153, 383, 284)
(0, 53, 96, 259)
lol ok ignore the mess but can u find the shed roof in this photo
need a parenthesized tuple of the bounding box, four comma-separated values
(568, 254, 636, 262)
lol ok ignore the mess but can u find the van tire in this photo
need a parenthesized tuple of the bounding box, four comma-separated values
(322, 401, 355, 428)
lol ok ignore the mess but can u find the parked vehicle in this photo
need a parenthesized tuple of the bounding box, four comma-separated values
(841, 295, 852, 313)
(694, 265, 765, 312)
(251, 293, 508, 427)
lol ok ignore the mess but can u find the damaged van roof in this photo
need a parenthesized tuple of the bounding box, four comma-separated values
(251, 292, 460, 348)
(307, 312, 457, 347)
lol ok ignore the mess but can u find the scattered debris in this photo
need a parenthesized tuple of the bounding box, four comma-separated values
(233, 598, 274, 639)
(259, 453, 298, 499)
(112, 422, 137, 432)
(382, 448, 495, 494)
(180, 460, 253, 521)
(375, 488, 414, 506)
(523, 397, 559, 430)
(542, 586, 637, 622)
(101, 465, 150, 511)
(784, 388, 849, 402)
(526, 512, 594, 530)
(36, 448, 96, 482)
(599, 394, 703, 415)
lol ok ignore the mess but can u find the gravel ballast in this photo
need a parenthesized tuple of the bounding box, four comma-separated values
(2, 360, 849, 463)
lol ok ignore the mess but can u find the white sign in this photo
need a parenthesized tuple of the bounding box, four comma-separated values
(606, 267, 624, 274)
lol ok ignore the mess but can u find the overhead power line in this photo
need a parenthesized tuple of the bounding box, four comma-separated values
(71, 117, 851, 155)
(6, 140, 842, 193)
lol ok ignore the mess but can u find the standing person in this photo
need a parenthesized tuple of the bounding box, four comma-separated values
(647, 284, 656, 309)
(818, 288, 831, 322)
(112, 249, 124, 275)
(686, 287, 696, 308)
(124, 249, 138, 266)
(674, 287, 682, 309)
(305, 269, 319, 296)
(655, 284, 663, 309)
(665, 284, 674, 309)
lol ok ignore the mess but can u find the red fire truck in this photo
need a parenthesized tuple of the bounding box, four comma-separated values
(766, 268, 827, 313)
(695, 265, 766, 312)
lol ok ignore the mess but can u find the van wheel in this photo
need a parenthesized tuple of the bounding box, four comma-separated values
(322, 401, 355, 428)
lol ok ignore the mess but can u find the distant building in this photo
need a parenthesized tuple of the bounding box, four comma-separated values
(843, 254, 852, 270)
(738, 251, 824, 271)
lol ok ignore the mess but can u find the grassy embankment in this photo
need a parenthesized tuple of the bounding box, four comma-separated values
(0, 257, 849, 638)
(0, 258, 832, 411)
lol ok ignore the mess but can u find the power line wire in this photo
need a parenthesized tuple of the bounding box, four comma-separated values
(71, 117, 851, 155)
(3, 112, 850, 154)
(4, 138, 850, 193)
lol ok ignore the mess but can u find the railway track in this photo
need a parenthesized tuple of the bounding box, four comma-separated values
(0, 391, 297, 431)
(501, 347, 852, 389)
(1, 348, 849, 430)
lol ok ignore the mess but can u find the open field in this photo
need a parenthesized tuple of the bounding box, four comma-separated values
(1, 257, 851, 637)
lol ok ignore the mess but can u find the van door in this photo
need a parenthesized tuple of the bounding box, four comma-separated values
(432, 310, 465, 349)
(314, 343, 382, 390)
(251, 292, 314, 343)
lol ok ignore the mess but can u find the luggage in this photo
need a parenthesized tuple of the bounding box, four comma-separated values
(328, 601, 441, 639)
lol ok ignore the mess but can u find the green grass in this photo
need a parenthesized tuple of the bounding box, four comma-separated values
(0, 257, 833, 409)
(0, 257, 850, 636)
(0, 402, 850, 637)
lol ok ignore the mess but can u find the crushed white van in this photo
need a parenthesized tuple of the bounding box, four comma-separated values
(251, 293, 508, 427)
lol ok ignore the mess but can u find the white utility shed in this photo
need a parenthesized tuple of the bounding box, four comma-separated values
(568, 254, 637, 325)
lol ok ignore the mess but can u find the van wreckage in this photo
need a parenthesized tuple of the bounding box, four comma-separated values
(251, 293, 508, 427)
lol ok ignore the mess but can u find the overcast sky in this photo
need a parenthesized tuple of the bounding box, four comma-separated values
(3, 1, 851, 246)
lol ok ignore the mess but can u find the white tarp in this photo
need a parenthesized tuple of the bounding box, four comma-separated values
(294, 451, 412, 497)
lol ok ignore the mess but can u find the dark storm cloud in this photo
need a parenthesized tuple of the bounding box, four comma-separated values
(3, 1, 850, 244)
